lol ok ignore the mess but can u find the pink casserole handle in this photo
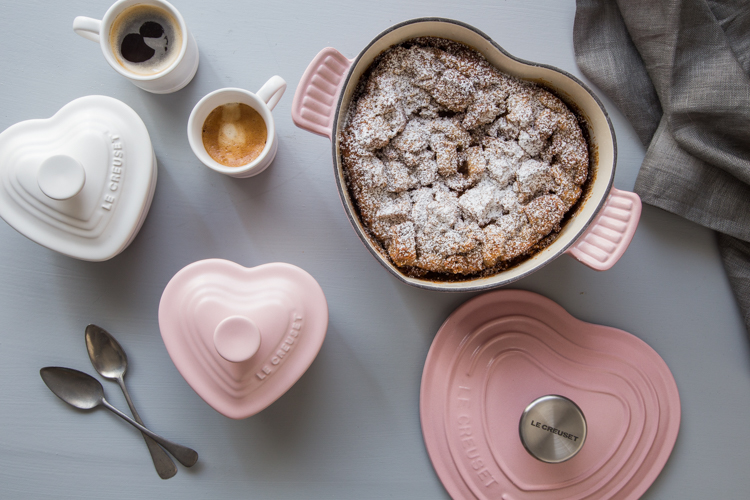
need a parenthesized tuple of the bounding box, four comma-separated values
(291, 47, 353, 140)
(565, 187, 642, 271)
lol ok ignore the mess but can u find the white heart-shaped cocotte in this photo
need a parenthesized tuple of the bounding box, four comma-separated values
(0, 95, 157, 261)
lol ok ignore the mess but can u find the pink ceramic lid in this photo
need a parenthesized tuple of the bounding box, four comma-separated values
(420, 290, 680, 499)
(158, 259, 328, 419)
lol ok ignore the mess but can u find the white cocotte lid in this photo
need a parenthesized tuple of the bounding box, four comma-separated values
(0, 95, 157, 261)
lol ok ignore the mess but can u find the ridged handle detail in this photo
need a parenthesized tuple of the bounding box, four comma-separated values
(566, 188, 642, 271)
(291, 47, 353, 140)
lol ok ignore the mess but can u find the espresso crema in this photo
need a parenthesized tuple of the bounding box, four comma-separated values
(202, 103, 268, 167)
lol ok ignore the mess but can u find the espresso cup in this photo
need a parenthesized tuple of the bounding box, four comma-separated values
(73, 0, 199, 94)
(187, 76, 287, 178)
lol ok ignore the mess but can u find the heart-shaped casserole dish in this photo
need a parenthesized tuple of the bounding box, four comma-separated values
(292, 18, 642, 291)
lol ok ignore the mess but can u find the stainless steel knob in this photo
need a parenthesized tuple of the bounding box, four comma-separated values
(519, 395, 586, 463)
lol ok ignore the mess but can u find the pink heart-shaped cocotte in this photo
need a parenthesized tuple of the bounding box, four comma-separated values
(158, 259, 328, 419)
(0, 95, 156, 261)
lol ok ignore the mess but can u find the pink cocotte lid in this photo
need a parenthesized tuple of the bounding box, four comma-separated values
(420, 290, 680, 500)
(158, 259, 328, 419)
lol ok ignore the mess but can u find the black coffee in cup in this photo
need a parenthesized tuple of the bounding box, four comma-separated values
(109, 4, 182, 75)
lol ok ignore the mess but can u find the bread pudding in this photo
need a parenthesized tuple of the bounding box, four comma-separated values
(340, 37, 589, 278)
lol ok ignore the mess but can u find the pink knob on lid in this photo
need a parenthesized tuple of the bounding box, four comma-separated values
(213, 316, 262, 363)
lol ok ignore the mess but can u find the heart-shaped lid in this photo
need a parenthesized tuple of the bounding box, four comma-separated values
(0, 95, 157, 261)
(158, 259, 329, 419)
(420, 290, 680, 500)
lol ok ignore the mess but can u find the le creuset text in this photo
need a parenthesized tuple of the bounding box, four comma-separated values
(255, 314, 303, 381)
(529, 420, 581, 442)
(456, 386, 498, 489)
(103, 133, 124, 210)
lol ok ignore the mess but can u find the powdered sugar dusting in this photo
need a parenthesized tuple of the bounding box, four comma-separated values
(341, 37, 589, 277)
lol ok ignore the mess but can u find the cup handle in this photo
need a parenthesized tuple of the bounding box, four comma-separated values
(256, 76, 287, 112)
(291, 47, 353, 140)
(565, 187, 642, 271)
(73, 16, 102, 43)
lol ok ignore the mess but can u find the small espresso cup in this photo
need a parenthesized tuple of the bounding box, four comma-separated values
(187, 76, 287, 178)
(73, 0, 199, 94)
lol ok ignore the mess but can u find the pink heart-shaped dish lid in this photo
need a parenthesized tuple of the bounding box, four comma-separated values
(0, 95, 156, 261)
(158, 259, 329, 419)
(420, 290, 680, 500)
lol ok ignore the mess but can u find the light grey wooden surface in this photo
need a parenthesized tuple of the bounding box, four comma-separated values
(1, 1, 748, 498)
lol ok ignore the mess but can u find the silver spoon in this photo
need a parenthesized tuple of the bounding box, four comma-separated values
(40, 366, 198, 468)
(84, 324, 177, 479)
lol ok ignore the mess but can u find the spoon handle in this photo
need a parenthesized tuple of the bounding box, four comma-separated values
(100, 398, 198, 467)
(116, 377, 177, 478)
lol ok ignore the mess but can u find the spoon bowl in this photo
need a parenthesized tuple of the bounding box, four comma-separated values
(85, 324, 127, 380)
(40, 366, 103, 409)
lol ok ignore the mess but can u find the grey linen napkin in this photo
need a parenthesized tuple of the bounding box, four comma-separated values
(573, 0, 750, 333)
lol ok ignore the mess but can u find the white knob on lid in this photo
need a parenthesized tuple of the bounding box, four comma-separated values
(213, 315, 262, 363)
(37, 155, 86, 200)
